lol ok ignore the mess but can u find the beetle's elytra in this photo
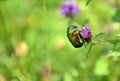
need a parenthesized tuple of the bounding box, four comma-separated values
(67, 25, 83, 48)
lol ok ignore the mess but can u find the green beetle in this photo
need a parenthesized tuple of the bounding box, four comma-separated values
(67, 25, 83, 48)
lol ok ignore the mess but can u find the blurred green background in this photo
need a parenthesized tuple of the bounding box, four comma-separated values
(0, 0, 120, 81)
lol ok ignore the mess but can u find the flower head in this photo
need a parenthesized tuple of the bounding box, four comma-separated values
(61, 0, 80, 17)
(81, 25, 92, 43)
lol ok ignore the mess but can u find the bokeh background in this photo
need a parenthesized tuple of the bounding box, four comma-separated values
(0, 0, 120, 81)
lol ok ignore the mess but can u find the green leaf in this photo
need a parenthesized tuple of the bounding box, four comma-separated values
(112, 9, 120, 22)
(108, 38, 120, 47)
(85, 43, 93, 58)
(93, 32, 106, 40)
(86, 0, 92, 6)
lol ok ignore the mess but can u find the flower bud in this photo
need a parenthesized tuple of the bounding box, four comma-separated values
(0, 74, 7, 81)
(81, 25, 92, 43)
(15, 41, 28, 57)
(61, 0, 80, 17)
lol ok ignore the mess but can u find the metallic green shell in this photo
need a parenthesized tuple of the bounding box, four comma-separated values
(67, 25, 83, 48)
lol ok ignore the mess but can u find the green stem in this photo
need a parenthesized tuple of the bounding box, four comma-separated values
(43, 0, 51, 81)
(0, 4, 13, 52)
(68, 17, 73, 25)
(4, 4, 20, 41)
(16, 58, 31, 81)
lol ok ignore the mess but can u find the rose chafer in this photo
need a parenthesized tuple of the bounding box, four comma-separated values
(67, 25, 83, 48)
(67, 25, 92, 48)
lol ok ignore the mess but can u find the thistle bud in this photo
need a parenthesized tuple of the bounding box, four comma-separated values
(81, 25, 92, 43)
(61, 0, 80, 17)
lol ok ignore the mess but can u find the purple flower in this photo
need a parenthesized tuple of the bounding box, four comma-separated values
(61, 0, 80, 17)
(81, 25, 92, 43)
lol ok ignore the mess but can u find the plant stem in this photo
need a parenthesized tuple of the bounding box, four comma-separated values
(4, 3, 20, 41)
(0, 5, 13, 51)
(68, 17, 73, 26)
(16, 58, 31, 81)
(43, 0, 51, 81)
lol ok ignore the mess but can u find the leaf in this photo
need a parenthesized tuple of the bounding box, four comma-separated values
(86, 0, 92, 6)
(93, 32, 106, 40)
(112, 9, 120, 22)
(108, 38, 120, 47)
(85, 43, 93, 58)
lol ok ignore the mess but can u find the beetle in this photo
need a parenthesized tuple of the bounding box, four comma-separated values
(67, 25, 84, 48)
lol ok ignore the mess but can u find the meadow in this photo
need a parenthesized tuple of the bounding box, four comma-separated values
(0, 0, 120, 81)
